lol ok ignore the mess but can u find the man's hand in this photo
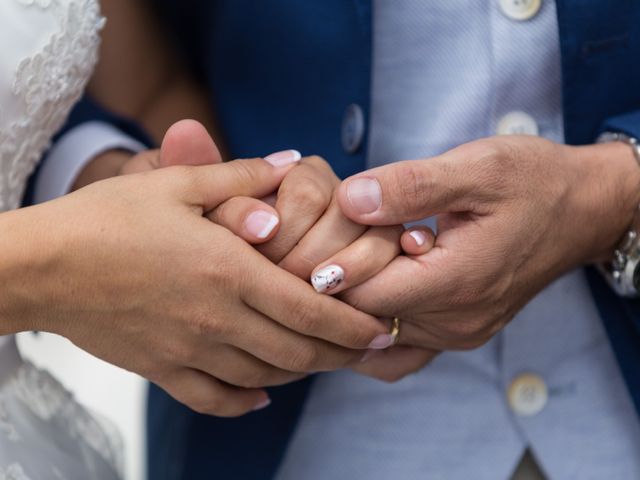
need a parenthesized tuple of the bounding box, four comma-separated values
(72, 120, 223, 191)
(336, 136, 640, 378)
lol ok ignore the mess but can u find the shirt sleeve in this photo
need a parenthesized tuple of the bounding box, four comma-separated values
(601, 111, 640, 139)
(32, 121, 146, 204)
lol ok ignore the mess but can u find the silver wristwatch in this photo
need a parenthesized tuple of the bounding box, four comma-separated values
(597, 132, 640, 297)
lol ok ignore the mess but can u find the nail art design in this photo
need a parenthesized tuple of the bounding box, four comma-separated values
(311, 265, 345, 294)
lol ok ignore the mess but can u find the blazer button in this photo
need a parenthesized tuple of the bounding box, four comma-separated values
(342, 104, 365, 154)
(499, 0, 542, 21)
(496, 111, 539, 136)
(507, 372, 548, 416)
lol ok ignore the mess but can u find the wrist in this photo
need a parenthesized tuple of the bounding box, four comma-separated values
(0, 208, 53, 334)
(569, 141, 640, 264)
(72, 149, 134, 191)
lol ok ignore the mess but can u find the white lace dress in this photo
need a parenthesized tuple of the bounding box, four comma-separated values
(0, 0, 122, 478)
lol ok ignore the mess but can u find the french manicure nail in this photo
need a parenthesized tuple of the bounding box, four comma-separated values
(346, 177, 382, 214)
(253, 397, 272, 411)
(264, 149, 302, 167)
(311, 265, 345, 293)
(245, 210, 279, 239)
(409, 230, 427, 246)
(368, 334, 394, 350)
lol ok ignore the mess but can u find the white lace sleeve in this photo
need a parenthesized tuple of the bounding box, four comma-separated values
(0, 0, 105, 212)
(0, 1, 124, 478)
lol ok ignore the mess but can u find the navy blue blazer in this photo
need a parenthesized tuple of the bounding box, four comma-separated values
(50, 1, 640, 478)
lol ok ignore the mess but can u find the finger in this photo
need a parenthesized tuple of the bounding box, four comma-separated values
(207, 197, 281, 244)
(310, 225, 403, 295)
(177, 153, 301, 211)
(242, 253, 393, 350)
(191, 344, 307, 388)
(219, 307, 370, 373)
(119, 149, 162, 175)
(400, 227, 436, 256)
(340, 253, 454, 320)
(258, 156, 338, 263)
(154, 368, 270, 417)
(351, 346, 439, 382)
(337, 153, 481, 225)
(161, 119, 223, 167)
(278, 196, 367, 279)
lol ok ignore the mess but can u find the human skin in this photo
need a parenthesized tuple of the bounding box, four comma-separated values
(337, 136, 640, 380)
(0, 136, 401, 417)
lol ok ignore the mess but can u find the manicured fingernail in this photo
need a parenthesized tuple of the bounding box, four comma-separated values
(264, 149, 302, 167)
(409, 230, 427, 246)
(253, 397, 272, 411)
(360, 349, 379, 363)
(311, 265, 344, 293)
(346, 177, 382, 214)
(368, 334, 394, 350)
(245, 210, 279, 239)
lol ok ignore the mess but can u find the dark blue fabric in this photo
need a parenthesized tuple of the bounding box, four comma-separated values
(147, 378, 314, 480)
(602, 111, 640, 141)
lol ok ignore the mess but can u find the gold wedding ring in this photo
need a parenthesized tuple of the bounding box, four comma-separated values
(390, 317, 401, 345)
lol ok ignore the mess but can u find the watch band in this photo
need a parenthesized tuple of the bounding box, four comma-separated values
(596, 132, 640, 297)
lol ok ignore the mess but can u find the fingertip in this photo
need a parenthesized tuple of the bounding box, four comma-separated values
(401, 228, 435, 255)
(252, 393, 272, 411)
(337, 176, 383, 224)
(310, 264, 345, 294)
(243, 209, 280, 244)
(263, 149, 302, 168)
(161, 119, 223, 167)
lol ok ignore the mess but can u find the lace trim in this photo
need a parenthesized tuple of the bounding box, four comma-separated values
(11, 362, 123, 473)
(0, 464, 31, 480)
(0, 0, 105, 211)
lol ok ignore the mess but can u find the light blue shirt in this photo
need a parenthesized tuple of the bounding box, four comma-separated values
(277, 2, 640, 479)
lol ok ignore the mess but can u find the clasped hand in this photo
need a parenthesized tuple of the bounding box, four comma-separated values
(38, 123, 637, 418)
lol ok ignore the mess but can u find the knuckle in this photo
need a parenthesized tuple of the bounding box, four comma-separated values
(393, 163, 432, 211)
(231, 159, 260, 186)
(287, 344, 321, 372)
(187, 310, 225, 340)
(303, 155, 329, 168)
(283, 175, 332, 213)
(288, 298, 320, 334)
(304, 155, 339, 180)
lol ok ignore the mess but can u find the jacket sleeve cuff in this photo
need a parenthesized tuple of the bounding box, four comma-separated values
(600, 110, 640, 139)
(32, 121, 146, 204)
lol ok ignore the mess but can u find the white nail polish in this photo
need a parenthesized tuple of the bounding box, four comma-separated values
(264, 149, 302, 167)
(256, 213, 279, 239)
(409, 230, 427, 246)
(311, 265, 345, 293)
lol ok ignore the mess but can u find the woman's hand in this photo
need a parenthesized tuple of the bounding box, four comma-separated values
(0, 148, 391, 417)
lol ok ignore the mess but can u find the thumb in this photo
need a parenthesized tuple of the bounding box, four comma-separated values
(337, 158, 474, 225)
(161, 119, 223, 167)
